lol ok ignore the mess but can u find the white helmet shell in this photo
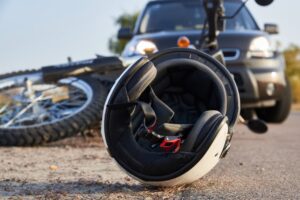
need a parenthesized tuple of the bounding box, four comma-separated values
(101, 48, 240, 186)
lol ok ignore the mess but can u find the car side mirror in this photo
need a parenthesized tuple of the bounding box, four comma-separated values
(264, 23, 279, 34)
(255, 0, 274, 6)
(117, 27, 133, 40)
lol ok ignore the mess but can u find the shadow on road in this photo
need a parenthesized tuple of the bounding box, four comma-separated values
(0, 180, 167, 197)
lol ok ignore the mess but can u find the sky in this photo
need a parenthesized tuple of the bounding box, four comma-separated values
(0, 0, 299, 73)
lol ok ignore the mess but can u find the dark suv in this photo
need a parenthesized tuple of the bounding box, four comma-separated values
(119, 0, 291, 123)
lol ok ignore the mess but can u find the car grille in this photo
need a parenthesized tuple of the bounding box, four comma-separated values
(232, 73, 245, 93)
(233, 73, 244, 86)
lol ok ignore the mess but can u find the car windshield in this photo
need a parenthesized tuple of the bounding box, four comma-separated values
(139, 1, 258, 34)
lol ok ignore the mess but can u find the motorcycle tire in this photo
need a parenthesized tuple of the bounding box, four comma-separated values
(0, 70, 107, 146)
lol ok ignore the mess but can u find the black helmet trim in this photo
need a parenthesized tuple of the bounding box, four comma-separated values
(153, 58, 227, 115)
(149, 48, 240, 128)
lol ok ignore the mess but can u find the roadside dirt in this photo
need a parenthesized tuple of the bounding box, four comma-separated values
(0, 112, 299, 200)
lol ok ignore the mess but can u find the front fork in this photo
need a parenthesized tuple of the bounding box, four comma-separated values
(25, 79, 42, 116)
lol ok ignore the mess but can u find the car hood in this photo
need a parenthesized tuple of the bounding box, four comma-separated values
(132, 30, 269, 51)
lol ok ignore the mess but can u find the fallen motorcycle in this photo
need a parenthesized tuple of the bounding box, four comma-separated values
(0, 56, 123, 146)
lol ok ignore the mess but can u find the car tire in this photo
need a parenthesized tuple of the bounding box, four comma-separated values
(256, 77, 292, 123)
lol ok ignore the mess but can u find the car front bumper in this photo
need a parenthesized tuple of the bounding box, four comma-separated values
(227, 54, 287, 108)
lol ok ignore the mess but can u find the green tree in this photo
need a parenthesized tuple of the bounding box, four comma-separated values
(284, 44, 300, 76)
(284, 44, 300, 102)
(109, 12, 139, 55)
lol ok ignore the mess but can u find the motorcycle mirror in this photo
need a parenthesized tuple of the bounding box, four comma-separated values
(255, 0, 274, 6)
(247, 119, 268, 134)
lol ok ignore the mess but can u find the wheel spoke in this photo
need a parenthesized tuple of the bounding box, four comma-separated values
(0, 82, 88, 128)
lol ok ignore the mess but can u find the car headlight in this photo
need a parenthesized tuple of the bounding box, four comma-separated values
(123, 40, 158, 57)
(248, 37, 274, 58)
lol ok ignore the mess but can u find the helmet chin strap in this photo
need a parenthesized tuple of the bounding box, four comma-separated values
(135, 87, 193, 153)
(138, 87, 193, 134)
(107, 85, 193, 153)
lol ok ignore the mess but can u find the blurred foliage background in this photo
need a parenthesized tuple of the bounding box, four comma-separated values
(109, 12, 300, 103)
(108, 12, 139, 55)
(284, 45, 300, 103)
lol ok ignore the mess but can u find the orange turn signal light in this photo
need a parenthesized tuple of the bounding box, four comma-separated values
(177, 36, 191, 48)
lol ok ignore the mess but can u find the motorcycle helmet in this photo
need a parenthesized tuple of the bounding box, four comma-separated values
(101, 48, 240, 186)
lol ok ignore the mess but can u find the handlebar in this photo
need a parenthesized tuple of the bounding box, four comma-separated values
(203, 0, 225, 49)
(202, 0, 273, 51)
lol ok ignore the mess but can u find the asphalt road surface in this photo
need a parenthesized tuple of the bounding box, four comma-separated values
(0, 111, 299, 199)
